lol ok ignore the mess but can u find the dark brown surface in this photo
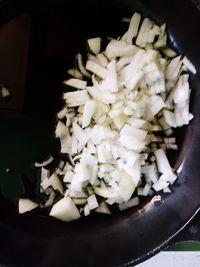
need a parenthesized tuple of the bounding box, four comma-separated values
(0, 14, 31, 113)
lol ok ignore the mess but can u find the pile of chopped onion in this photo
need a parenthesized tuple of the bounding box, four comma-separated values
(19, 12, 196, 221)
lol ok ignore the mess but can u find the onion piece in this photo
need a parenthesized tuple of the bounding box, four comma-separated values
(87, 86, 117, 104)
(163, 109, 177, 127)
(67, 68, 83, 79)
(121, 124, 147, 140)
(87, 186, 94, 196)
(154, 149, 175, 178)
(84, 204, 90, 216)
(125, 12, 141, 44)
(147, 25, 160, 43)
(153, 179, 169, 191)
(45, 191, 55, 207)
(55, 121, 68, 139)
(69, 191, 88, 198)
(136, 18, 154, 48)
(121, 17, 131, 23)
(97, 143, 112, 163)
(49, 173, 64, 195)
(154, 34, 167, 49)
(86, 60, 107, 79)
(40, 167, 50, 182)
(60, 134, 72, 154)
(63, 90, 89, 107)
(119, 134, 146, 152)
(76, 53, 91, 78)
(87, 194, 99, 210)
(34, 11, 195, 221)
(146, 95, 165, 121)
(163, 187, 171, 193)
(82, 100, 96, 128)
(18, 199, 38, 214)
(57, 107, 67, 119)
(118, 171, 136, 202)
(166, 56, 182, 82)
(173, 74, 189, 105)
(34, 156, 54, 167)
(87, 37, 101, 55)
(94, 186, 117, 198)
(64, 78, 87, 90)
(105, 39, 139, 59)
(72, 122, 89, 148)
(125, 70, 144, 90)
(1, 86, 10, 98)
(101, 60, 118, 93)
(182, 56, 197, 74)
(40, 177, 51, 190)
(95, 201, 111, 214)
(118, 197, 139, 211)
(96, 53, 109, 67)
(73, 198, 87, 205)
(50, 197, 80, 222)
(162, 48, 177, 58)
(116, 56, 134, 72)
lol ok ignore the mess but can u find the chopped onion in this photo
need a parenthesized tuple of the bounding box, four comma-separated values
(82, 100, 96, 128)
(87, 194, 99, 210)
(153, 179, 169, 192)
(18, 199, 38, 214)
(126, 13, 141, 44)
(64, 78, 87, 90)
(34, 156, 54, 167)
(67, 68, 83, 79)
(101, 60, 118, 93)
(87, 37, 101, 55)
(136, 18, 154, 48)
(55, 121, 68, 139)
(49, 173, 64, 195)
(1, 86, 10, 98)
(40, 167, 50, 182)
(94, 186, 117, 199)
(118, 171, 136, 202)
(84, 204, 90, 216)
(154, 34, 167, 48)
(118, 197, 139, 211)
(40, 177, 51, 190)
(45, 191, 55, 207)
(119, 135, 146, 151)
(69, 191, 88, 198)
(29, 11, 196, 222)
(73, 198, 87, 205)
(121, 124, 147, 140)
(63, 90, 89, 107)
(166, 56, 182, 83)
(106, 39, 139, 59)
(154, 149, 175, 178)
(182, 56, 197, 74)
(57, 107, 67, 119)
(87, 86, 117, 104)
(77, 53, 91, 78)
(162, 48, 177, 58)
(86, 60, 107, 79)
(95, 201, 111, 214)
(50, 197, 80, 222)
(96, 53, 109, 67)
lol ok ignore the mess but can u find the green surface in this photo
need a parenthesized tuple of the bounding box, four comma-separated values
(167, 242, 200, 251)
